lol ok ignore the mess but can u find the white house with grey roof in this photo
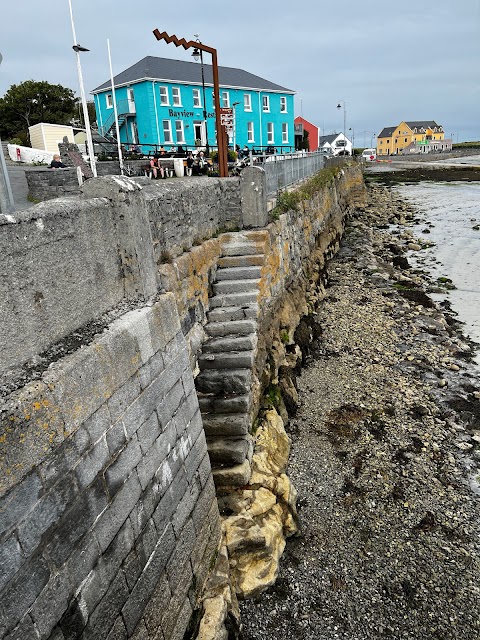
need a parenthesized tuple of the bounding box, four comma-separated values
(92, 55, 295, 153)
(319, 133, 352, 156)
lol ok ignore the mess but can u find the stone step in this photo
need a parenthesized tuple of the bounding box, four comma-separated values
(209, 292, 258, 308)
(195, 368, 251, 394)
(218, 255, 264, 268)
(216, 266, 262, 281)
(207, 435, 253, 465)
(221, 231, 268, 244)
(203, 334, 257, 353)
(198, 394, 251, 415)
(199, 350, 254, 370)
(221, 242, 265, 257)
(213, 279, 260, 295)
(205, 319, 256, 338)
(202, 413, 250, 437)
(212, 460, 251, 487)
(207, 305, 259, 323)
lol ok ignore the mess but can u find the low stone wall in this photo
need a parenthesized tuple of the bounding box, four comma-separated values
(25, 167, 81, 201)
(0, 294, 221, 640)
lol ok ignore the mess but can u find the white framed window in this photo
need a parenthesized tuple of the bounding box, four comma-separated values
(175, 120, 185, 144)
(267, 122, 274, 144)
(221, 91, 229, 108)
(244, 93, 252, 111)
(159, 86, 169, 105)
(193, 88, 202, 107)
(247, 122, 254, 143)
(262, 95, 270, 112)
(106, 94, 113, 108)
(280, 96, 287, 113)
(172, 87, 182, 106)
(162, 120, 173, 144)
(282, 123, 288, 143)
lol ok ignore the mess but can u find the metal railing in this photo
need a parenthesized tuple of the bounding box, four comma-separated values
(259, 151, 327, 197)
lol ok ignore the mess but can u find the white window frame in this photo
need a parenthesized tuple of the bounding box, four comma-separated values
(159, 86, 169, 106)
(262, 95, 270, 112)
(162, 120, 173, 144)
(247, 122, 254, 143)
(280, 96, 287, 113)
(193, 88, 202, 108)
(172, 87, 182, 106)
(106, 93, 113, 109)
(221, 91, 230, 108)
(267, 122, 274, 144)
(244, 93, 252, 112)
(282, 123, 288, 143)
(175, 120, 185, 144)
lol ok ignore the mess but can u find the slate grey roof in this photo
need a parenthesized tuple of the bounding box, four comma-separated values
(93, 56, 294, 94)
(405, 120, 443, 130)
(378, 127, 396, 138)
(319, 134, 340, 144)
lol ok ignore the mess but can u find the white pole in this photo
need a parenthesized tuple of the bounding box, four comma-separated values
(107, 39, 124, 175)
(68, 0, 97, 177)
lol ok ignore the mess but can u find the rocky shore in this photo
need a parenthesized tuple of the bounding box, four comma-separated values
(239, 184, 480, 639)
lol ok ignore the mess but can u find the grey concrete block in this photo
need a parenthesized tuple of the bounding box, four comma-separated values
(4, 614, 40, 640)
(136, 413, 160, 454)
(191, 476, 218, 536)
(216, 265, 262, 280)
(135, 420, 177, 492)
(128, 483, 159, 540)
(184, 429, 208, 483)
(181, 368, 196, 397)
(161, 595, 192, 640)
(0, 472, 42, 537)
(213, 278, 261, 294)
(207, 304, 259, 322)
(129, 620, 150, 640)
(207, 435, 251, 465)
(95, 472, 141, 553)
(202, 334, 257, 353)
(172, 481, 200, 536)
(75, 437, 110, 490)
(121, 524, 176, 636)
(83, 404, 112, 444)
(0, 536, 24, 593)
(104, 437, 142, 498)
(202, 413, 249, 437)
(84, 571, 129, 640)
(106, 420, 127, 457)
(156, 380, 184, 429)
(30, 569, 71, 640)
(17, 475, 77, 556)
(0, 555, 50, 637)
(208, 291, 258, 307)
(46, 477, 108, 567)
(140, 573, 171, 637)
(65, 532, 101, 589)
(152, 468, 187, 533)
(82, 519, 134, 617)
(122, 549, 142, 592)
(107, 376, 142, 424)
(196, 452, 213, 490)
(38, 426, 90, 489)
(136, 518, 158, 567)
(165, 520, 196, 585)
(105, 616, 127, 640)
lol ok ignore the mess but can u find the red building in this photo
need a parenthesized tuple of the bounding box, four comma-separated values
(294, 116, 320, 151)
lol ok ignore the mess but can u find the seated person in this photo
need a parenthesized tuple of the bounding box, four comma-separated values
(149, 157, 165, 179)
(186, 151, 194, 176)
(50, 154, 66, 168)
(196, 150, 209, 174)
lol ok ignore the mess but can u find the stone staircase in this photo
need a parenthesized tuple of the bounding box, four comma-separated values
(195, 231, 268, 487)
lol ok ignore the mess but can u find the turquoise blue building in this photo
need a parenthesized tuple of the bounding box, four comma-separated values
(92, 56, 295, 153)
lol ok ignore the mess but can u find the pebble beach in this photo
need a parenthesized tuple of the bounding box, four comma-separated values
(240, 183, 480, 640)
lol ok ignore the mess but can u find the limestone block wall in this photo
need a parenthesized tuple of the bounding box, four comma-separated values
(25, 168, 81, 201)
(0, 294, 221, 640)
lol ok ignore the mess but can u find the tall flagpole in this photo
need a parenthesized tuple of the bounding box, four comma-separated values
(107, 39, 124, 175)
(68, 0, 97, 177)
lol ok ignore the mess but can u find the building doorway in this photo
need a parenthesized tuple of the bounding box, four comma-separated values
(193, 121, 206, 146)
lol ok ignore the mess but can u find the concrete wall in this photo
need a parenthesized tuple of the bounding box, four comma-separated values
(0, 295, 220, 640)
(25, 168, 81, 201)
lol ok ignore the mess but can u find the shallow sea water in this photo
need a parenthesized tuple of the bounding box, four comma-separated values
(395, 181, 480, 366)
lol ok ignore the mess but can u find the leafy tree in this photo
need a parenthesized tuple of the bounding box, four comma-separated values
(0, 80, 77, 145)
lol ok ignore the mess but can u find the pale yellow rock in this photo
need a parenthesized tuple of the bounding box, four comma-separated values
(246, 487, 277, 517)
(196, 595, 228, 640)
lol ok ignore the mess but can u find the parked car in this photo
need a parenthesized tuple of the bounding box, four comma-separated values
(362, 148, 377, 161)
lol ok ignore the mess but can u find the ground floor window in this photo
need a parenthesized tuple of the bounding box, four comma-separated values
(247, 122, 254, 143)
(163, 120, 173, 144)
(175, 120, 185, 144)
(282, 123, 288, 144)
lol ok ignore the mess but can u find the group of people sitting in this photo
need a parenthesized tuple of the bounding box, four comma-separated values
(147, 149, 210, 179)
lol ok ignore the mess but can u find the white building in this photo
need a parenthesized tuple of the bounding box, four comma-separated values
(319, 133, 352, 156)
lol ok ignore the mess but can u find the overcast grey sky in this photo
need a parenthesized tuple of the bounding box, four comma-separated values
(1, 0, 479, 143)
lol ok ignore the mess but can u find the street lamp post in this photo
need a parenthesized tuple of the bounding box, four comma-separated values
(349, 126, 355, 156)
(68, 0, 97, 177)
(153, 29, 228, 177)
(336, 100, 346, 154)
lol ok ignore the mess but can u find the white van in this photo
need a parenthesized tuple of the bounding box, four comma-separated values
(362, 148, 377, 161)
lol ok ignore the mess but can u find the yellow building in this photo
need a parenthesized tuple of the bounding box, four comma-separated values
(377, 120, 448, 156)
